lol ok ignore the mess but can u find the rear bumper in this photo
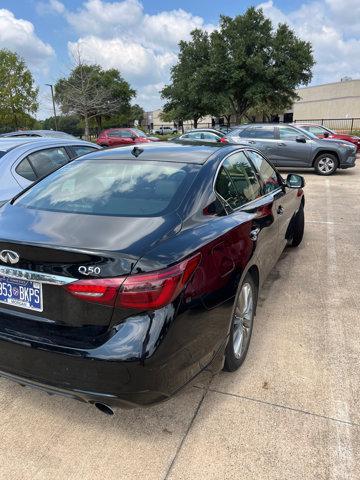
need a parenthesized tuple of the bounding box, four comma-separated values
(0, 305, 228, 408)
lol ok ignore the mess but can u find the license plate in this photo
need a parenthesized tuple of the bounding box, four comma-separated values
(0, 275, 43, 312)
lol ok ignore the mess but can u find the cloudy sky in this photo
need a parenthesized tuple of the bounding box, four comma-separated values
(1, 0, 359, 119)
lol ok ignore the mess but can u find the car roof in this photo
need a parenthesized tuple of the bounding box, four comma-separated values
(80, 141, 223, 164)
(0, 130, 75, 137)
(0, 137, 97, 153)
(184, 128, 223, 134)
(0, 138, 42, 151)
(102, 127, 132, 131)
(292, 123, 327, 127)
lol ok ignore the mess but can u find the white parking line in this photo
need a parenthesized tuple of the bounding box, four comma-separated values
(325, 178, 354, 479)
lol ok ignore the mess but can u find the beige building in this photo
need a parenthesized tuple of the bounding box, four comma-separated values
(144, 80, 360, 131)
(292, 79, 360, 120)
(143, 109, 212, 131)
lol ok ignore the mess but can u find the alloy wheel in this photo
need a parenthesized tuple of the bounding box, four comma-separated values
(232, 282, 254, 359)
(317, 156, 335, 174)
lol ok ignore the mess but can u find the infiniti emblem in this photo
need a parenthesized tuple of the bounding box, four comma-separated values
(0, 250, 20, 265)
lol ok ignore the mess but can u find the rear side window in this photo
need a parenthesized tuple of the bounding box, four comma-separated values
(119, 130, 133, 138)
(187, 132, 203, 140)
(16, 158, 37, 181)
(16, 160, 198, 217)
(107, 130, 121, 137)
(26, 147, 70, 178)
(70, 145, 98, 158)
(239, 126, 275, 139)
(202, 132, 220, 141)
(215, 151, 261, 210)
(246, 150, 281, 194)
(215, 167, 239, 210)
(308, 126, 327, 135)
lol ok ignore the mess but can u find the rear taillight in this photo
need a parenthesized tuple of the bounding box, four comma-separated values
(65, 278, 123, 305)
(118, 254, 201, 309)
(219, 137, 228, 143)
(65, 254, 201, 310)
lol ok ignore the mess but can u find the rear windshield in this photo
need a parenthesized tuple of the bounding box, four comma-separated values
(15, 159, 198, 217)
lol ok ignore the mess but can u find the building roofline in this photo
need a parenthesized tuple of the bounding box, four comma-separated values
(297, 79, 360, 91)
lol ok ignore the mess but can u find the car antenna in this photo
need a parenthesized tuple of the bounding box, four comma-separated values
(131, 146, 144, 158)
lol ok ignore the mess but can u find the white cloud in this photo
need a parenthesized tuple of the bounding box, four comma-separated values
(37, 0, 66, 15)
(258, 0, 360, 84)
(33, 0, 360, 111)
(142, 9, 213, 49)
(57, 0, 215, 109)
(68, 36, 177, 85)
(0, 9, 54, 68)
(66, 0, 143, 37)
(325, 0, 360, 35)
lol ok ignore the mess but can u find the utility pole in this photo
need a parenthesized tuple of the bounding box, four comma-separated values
(45, 83, 58, 130)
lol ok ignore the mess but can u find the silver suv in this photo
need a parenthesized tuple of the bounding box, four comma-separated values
(226, 124, 357, 175)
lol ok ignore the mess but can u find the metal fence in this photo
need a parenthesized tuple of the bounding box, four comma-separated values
(294, 118, 360, 133)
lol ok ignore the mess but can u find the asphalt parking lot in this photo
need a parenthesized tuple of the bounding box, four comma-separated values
(0, 162, 359, 480)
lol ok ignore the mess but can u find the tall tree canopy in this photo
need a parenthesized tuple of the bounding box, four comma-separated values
(55, 58, 135, 138)
(162, 7, 314, 124)
(161, 30, 224, 128)
(0, 49, 38, 129)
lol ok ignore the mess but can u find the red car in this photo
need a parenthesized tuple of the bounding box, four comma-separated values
(295, 123, 360, 152)
(96, 128, 155, 147)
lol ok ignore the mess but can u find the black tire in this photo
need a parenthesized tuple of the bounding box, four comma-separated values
(290, 204, 304, 247)
(223, 273, 257, 372)
(314, 153, 338, 175)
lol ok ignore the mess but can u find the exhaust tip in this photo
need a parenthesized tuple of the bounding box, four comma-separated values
(94, 402, 114, 416)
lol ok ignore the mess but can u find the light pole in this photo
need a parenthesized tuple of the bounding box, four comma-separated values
(45, 83, 58, 130)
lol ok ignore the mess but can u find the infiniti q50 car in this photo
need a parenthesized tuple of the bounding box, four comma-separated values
(0, 142, 305, 411)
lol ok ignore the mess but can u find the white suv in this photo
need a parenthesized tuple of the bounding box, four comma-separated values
(154, 126, 178, 135)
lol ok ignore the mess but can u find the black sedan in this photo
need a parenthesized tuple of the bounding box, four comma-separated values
(0, 142, 305, 412)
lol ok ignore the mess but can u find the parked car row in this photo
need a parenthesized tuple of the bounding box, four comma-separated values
(96, 128, 160, 147)
(0, 135, 305, 412)
(175, 123, 357, 175)
(293, 123, 360, 152)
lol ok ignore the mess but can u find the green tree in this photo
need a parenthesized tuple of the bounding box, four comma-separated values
(208, 8, 315, 119)
(0, 49, 38, 129)
(128, 104, 144, 126)
(161, 30, 225, 128)
(42, 114, 83, 137)
(54, 57, 135, 139)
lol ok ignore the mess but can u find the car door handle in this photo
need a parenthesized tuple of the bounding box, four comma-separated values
(248, 140, 256, 144)
(278, 143, 286, 146)
(277, 206, 284, 215)
(250, 227, 261, 241)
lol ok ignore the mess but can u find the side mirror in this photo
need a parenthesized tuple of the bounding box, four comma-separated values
(286, 174, 305, 189)
(296, 136, 306, 143)
(131, 135, 137, 141)
(323, 132, 330, 138)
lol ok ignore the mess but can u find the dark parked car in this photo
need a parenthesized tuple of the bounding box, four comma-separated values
(0, 137, 100, 202)
(96, 128, 153, 147)
(0, 130, 77, 139)
(293, 123, 360, 152)
(176, 128, 228, 143)
(226, 123, 357, 175)
(0, 142, 305, 412)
